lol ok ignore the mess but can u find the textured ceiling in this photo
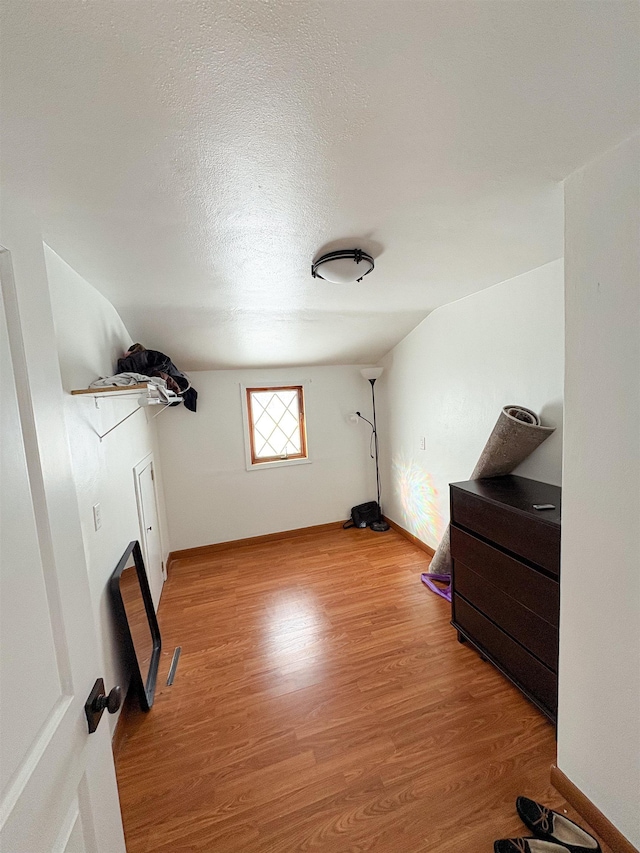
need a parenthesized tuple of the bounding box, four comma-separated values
(2, 1, 638, 369)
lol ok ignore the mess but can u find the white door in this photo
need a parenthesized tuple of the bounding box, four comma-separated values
(0, 249, 126, 853)
(134, 456, 164, 611)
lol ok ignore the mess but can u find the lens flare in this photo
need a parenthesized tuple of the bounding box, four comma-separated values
(392, 454, 443, 548)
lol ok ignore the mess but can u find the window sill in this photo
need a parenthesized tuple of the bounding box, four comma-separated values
(246, 457, 312, 472)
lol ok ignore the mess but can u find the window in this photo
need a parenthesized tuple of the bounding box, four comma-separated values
(245, 386, 307, 465)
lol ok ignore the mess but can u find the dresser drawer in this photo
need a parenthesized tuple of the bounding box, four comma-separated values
(454, 562, 558, 670)
(451, 487, 560, 575)
(452, 595, 557, 718)
(450, 526, 559, 626)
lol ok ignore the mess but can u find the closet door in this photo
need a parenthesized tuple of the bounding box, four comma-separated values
(134, 454, 165, 610)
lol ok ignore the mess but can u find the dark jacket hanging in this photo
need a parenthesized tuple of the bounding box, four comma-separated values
(117, 347, 198, 412)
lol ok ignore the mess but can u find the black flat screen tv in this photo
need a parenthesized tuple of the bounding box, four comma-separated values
(110, 540, 161, 711)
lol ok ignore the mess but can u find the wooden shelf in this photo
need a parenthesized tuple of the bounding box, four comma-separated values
(70, 381, 182, 440)
(71, 383, 150, 396)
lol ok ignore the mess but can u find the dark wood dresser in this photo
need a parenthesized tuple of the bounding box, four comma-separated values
(450, 475, 561, 722)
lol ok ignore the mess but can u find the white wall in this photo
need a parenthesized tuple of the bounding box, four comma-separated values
(558, 135, 640, 846)
(378, 259, 564, 549)
(157, 367, 377, 551)
(46, 246, 170, 734)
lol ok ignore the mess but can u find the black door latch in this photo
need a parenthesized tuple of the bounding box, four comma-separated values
(85, 678, 122, 734)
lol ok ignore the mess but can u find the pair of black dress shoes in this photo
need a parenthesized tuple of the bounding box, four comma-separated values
(494, 797, 602, 853)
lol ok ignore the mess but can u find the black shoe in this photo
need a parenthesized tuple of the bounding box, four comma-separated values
(516, 797, 601, 853)
(494, 839, 573, 853)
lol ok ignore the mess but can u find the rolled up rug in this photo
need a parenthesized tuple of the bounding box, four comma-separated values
(425, 405, 555, 590)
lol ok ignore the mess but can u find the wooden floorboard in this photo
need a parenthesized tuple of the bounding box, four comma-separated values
(115, 527, 610, 852)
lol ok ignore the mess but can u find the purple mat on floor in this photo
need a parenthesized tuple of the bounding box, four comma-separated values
(421, 572, 452, 602)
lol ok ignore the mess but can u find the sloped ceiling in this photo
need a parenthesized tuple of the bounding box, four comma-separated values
(2, 1, 638, 369)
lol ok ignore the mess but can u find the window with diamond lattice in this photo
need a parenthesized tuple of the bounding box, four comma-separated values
(246, 386, 307, 464)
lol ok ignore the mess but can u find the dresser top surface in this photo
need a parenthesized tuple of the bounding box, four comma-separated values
(450, 475, 561, 527)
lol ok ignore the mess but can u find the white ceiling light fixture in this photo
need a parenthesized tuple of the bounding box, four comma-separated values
(311, 249, 374, 284)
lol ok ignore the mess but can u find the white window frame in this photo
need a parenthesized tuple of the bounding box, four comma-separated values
(240, 382, 312, 471)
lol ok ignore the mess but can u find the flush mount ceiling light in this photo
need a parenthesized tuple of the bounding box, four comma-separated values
(311, 249, 374, 284)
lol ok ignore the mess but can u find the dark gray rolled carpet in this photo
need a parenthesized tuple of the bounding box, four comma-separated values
(428, 405, 555, 578)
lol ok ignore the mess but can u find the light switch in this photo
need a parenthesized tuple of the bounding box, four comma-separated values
(92, 503, 102, 531)
(419, 437, 426, 451)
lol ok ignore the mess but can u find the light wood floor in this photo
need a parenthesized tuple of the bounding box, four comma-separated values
(115, 526, 609, 853)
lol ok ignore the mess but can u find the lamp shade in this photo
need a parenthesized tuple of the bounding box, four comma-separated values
(360, 367, 383, 381)
(311, 249, 374, 284)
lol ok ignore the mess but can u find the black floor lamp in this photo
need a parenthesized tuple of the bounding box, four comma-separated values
(358, 367, 390, 532)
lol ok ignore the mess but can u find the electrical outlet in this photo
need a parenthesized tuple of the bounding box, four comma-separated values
(419, 437, 426, 451)
(92, 503, 102, 531)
